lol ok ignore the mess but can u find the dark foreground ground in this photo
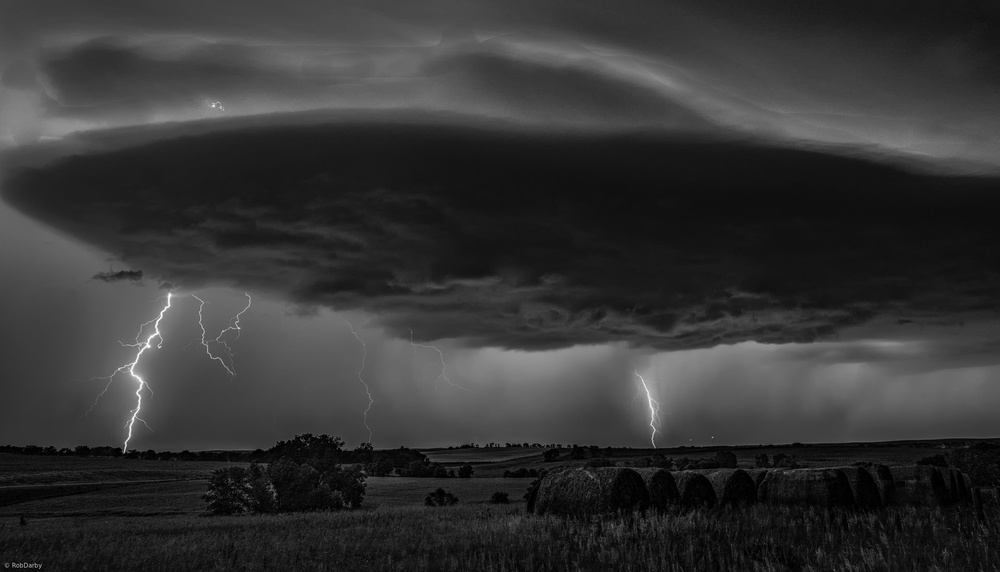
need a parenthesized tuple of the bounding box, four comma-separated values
(1, 441, 998, 571)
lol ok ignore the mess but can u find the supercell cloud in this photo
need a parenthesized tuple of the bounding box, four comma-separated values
(2, 0, 1000, 448)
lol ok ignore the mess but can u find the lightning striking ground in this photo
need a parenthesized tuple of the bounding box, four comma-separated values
(346, 321, 374, 444)
(410, 328, 471, 392)
(86, 293, 175, 452)
(634, 370, 662, 448)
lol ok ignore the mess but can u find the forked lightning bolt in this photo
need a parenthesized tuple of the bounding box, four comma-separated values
(191, 292, 252, 376)
(346, 321, 374, 444)
(85, 293, 175, 453)
(634, 370, 662, 449)
(410, 328, 471, 392)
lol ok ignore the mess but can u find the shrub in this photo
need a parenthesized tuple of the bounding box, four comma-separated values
(755, 454, 772, 469)
(268, 459, 328, 512)
(542, 449, 560, 462)
(458, 464, 474, 478)
(490, 491, 509, 504)
(425, 488, 459, 506)
(586, 458, 616, 468)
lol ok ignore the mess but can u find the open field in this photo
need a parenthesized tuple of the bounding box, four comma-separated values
(0, 454, 239, 486)
(1, 443, 998, 571)
(3, 501, 998, 571)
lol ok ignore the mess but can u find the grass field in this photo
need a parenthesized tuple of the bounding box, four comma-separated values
(1, 445, 997, 571)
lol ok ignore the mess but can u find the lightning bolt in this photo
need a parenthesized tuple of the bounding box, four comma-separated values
(410, 328, 471, 392)
(85, 293, 175, 452)
(634, 370, 662, 449)
(190, 292, 252, 376)
(346, 321, 374, 444)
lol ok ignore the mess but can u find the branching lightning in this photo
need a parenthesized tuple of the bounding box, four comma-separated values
(346, 321, 374, 444)
(85, 293, 175, 453)
(410, 328, 471, 392)
(634, 370, 662, 448)
(191, 292, 252, 376)
(85, 291, 255, 451)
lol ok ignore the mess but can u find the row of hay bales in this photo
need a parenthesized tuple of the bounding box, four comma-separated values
(528, 465, 974, 516)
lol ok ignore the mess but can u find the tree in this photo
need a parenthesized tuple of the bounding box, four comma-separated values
(366, 456, 394, 477)
(203, 466, 251, 515)
(425, 488, 458, 506)
(245, 463, 277, 514)
(458, 464, 474, 478)
(542, 449, 560, 462)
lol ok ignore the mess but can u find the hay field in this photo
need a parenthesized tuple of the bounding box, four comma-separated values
(3, 501, 998, 571)
(2, 446, 998, 571)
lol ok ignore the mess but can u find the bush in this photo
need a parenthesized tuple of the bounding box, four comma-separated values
(490, 491, 509, 504)
(586, 458, 616, 468)
(542, 449, 560, 462)
(755, 454, 772, 469)
(425, 488, 459, 506)
(268, 459, 334, 512)
(458, 464, 474, 478)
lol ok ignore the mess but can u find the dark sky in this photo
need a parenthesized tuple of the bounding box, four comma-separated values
(1, 0, 999, 451)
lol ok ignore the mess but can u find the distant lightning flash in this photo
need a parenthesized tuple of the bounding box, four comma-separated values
(634, 370, 662, 449)
(191, 292, 252, 376)
(410, 328, 471, 392)
(86, 293, 175, 453)
(346, 321, 374, 444)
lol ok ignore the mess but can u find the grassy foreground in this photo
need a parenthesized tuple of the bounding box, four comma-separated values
(4, 503, 998, 571)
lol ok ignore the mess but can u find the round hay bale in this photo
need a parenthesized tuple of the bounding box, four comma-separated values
(835, 467, 881, 509)
(633, 468, 679, 510)
(890, 466, 947, 506)
(746, 469, 769, 489)
(702, 469, 757, 506)
(871, 465, 897, 506)
(943, 469, 960, 503)
(758, 469, 854, 507)
(525, 479, 542, 514)
(672, 471, 717, 509)
(533, 467, 648, 516)
(714, 450, 738, 468)
(960, 472, 973, 503)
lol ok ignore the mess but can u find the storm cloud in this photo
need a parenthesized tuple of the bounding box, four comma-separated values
(5, 114, 1000, 350)
(91, 268, 144, 284)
